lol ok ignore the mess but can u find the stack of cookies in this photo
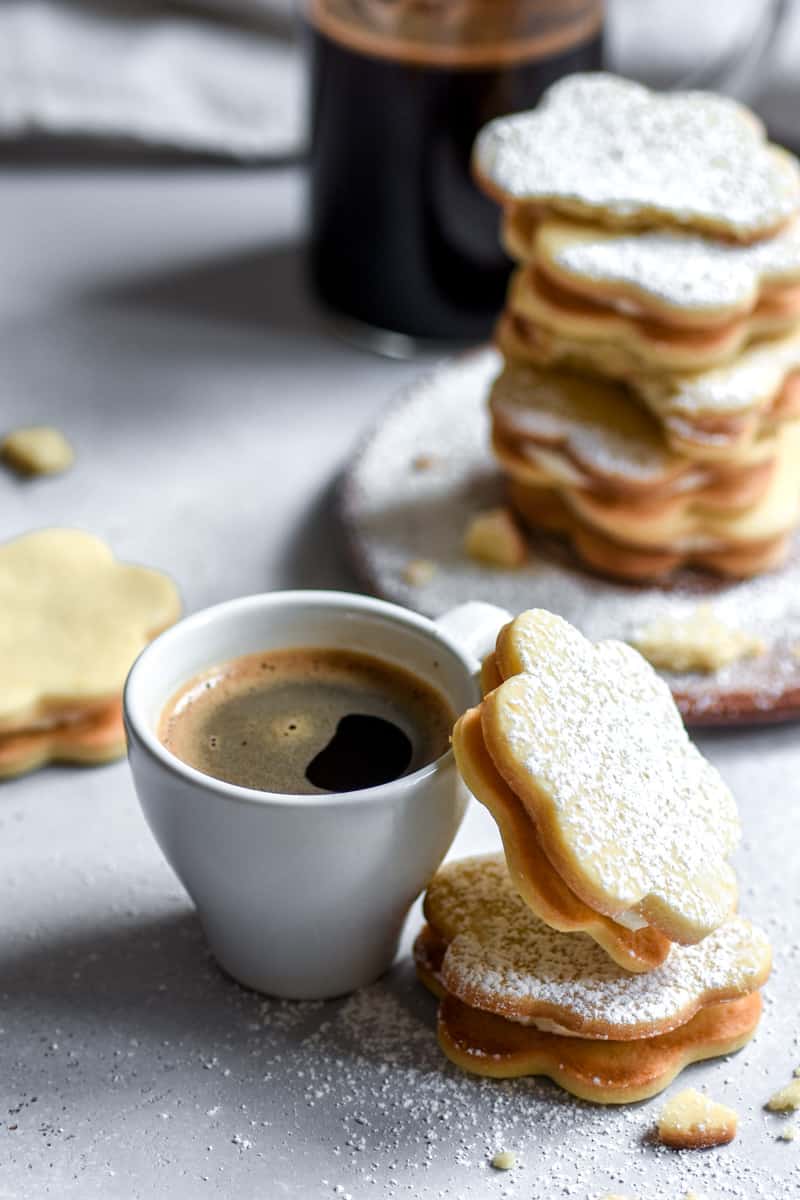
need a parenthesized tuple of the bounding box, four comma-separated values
(415, 609, 772, 1103)
(472, 73, 800, 582)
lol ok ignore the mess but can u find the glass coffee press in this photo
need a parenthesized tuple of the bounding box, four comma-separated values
(305, 0, 605, 347)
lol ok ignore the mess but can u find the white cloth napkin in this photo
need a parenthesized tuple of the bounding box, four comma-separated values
(0, 0, 305, 159)
(0, 0, 796, 162)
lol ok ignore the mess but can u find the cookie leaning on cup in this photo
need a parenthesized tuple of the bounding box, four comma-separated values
(452, 705, 671, 972)
(0, 528, 181, 778)
(460, 609, 740, 946)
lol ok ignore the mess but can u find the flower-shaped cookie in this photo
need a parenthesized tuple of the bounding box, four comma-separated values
(490, 362, 682, 489)
(633, 330, 800, 457)
(433, 989, 761, 1103)
(516, 214, 800, 325)
(419, 855, 770, 1039)
(0, 529, 181, 733)
(0, 703, 125, 779)
(474, 73, 800, 240)
(507, 478, 791, 582)
(489, 362, 776, 501)
(452, 705, 672, 972)
(506, 264, 800, 374)
(560, 420, 800, 551)
(473, 610, 741, 943)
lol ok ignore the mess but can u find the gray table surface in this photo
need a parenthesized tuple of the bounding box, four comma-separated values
(2, 162, 799, 1200)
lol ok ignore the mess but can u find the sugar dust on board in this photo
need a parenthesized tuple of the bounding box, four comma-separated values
(158, 646, 454, 795)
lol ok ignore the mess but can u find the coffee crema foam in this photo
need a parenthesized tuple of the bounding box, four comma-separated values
(308, 0, 603, 67)
(158, 647, 455, 795)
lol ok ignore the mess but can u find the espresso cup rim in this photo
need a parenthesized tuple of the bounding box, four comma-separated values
(123, 589, 475, 810)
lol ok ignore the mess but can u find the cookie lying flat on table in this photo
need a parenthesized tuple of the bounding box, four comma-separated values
(452, 711, 672, 972)
(505, 212, 800, 329)
(473, 73, 800, 241)
(461, 610, 741, 943)
(0, 529, 180, 777)
(0, 702, 125, 779)
(417, 856, 770, 1038)
(436, 990, 760, 1105)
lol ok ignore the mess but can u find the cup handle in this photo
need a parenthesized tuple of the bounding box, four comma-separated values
(434, 602, 513, 670)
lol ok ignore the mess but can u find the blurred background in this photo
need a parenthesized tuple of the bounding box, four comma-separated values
(4, 0, 797, 349)
(1, 0, 796, 163)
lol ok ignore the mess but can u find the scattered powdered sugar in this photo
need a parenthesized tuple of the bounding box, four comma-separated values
(473, 74, 800, 238)
(426, 855, 769, 1036)
(249, 953, 792, 1198)
(341, 348, 800, 722)
(543, 216, 800, 314)
(5, 873, 797, 1198)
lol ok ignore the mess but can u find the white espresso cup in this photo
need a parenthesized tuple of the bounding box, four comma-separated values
(124, 590, 511, 999)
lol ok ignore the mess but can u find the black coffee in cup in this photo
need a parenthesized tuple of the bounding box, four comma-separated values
(307, 0, 604, 340)
(158, 647, 455, 794)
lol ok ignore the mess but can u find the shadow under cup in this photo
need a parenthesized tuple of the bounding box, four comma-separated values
(123, 591, 478, 999)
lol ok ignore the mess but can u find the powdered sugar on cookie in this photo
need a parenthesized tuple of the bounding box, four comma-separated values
(635, 330, 800, 425)
(474, 74, 800, 239)
(427, 856, 770, 1039)
(490, 362, 681, 485)
(486, 611, 740, 941)
(539, 217, 800, 317)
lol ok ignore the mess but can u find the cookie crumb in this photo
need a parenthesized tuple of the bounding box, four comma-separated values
(631, 605, 765, 674)
(464, 507, 527, 568)
(777, 1124, 797, 1141)
(2, 425, 74, 475)
(490, 1150, 516, 1170)
(657, 1088, 738, 1149)
(402, 558, 437, 587)
(411, 453, 438, 471)
(767, 1078, 800, 1111)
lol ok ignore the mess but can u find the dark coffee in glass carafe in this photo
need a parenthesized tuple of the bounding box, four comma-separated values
(307, 0, 604, 341)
